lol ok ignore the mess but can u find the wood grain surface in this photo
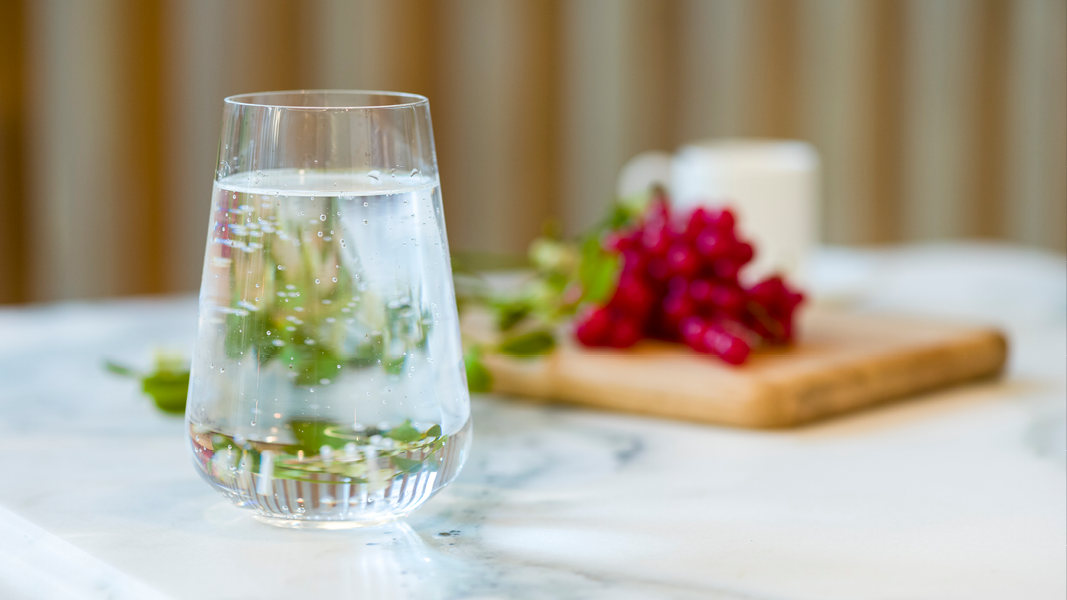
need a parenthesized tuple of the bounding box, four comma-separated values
(467, 308, 1008, 428)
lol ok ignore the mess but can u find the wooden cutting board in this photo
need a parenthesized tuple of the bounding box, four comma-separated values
(465, 308, 1008, 428)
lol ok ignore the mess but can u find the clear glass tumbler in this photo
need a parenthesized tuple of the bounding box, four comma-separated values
(186, 91, 471, 528)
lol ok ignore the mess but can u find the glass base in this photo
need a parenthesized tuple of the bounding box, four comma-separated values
(251, 514, 405, 529)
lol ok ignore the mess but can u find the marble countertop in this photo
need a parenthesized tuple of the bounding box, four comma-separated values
(0, 244, 1064, 600)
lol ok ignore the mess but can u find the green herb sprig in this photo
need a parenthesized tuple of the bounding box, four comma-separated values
(105, 351, 190, 415)
(454, 193, 653, 393)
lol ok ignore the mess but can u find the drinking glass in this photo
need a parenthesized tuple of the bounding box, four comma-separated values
(186, 91, 472, 528)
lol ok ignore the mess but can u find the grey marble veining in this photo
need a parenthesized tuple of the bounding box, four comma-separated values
(0, 244, 1063, 600)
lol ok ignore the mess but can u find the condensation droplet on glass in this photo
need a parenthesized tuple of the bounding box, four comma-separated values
(319, 214, 326, 221)
(332, 277, 337, 282)
(363, 219, 368, 225)
(220, 367, 225, 373)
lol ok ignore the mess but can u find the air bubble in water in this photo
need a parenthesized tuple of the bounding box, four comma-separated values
(319, 214, 326, 221)
(363, 219, 368, 225)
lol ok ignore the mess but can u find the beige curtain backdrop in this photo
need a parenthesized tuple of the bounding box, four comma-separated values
(0, 0, 1064, 303)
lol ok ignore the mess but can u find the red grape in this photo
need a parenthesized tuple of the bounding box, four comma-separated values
(731, 241, 754, 264)
(611, 275, 655, 316)
(682, 207, 711, 240)
(695, 230, 729, 260)
(679, 316, 710, 350)
(710, 284, 745, 315)
(609, 319, 643, 348)
(704, 326, 750, 365)
(712, 208, 735, 232)
(666, 243, 700, 278)
(641, 226, 671, 256)
(687, 278, 713, 306)
(661, 292, 696, 327)
(712, 258, 740, 280)
(646, 257, 670, 282)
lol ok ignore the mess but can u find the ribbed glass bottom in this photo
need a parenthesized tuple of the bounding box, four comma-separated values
(190, 418, 470, 527)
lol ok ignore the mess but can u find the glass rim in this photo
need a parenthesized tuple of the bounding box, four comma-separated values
(224, 89, 429, 110)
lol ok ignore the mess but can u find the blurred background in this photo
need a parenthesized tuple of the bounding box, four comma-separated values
(0, 0, 1063, 304)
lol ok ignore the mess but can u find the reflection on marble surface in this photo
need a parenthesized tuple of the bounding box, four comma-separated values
(0, 244, 1063, 599)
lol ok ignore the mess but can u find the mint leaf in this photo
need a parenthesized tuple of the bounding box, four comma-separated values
(286, 419, 344, 454)
(383, 355, 407, 376)
(579, 234, 620, 304)
(490, 297, 532, 332)
(464, 346, 492, 393)
(392, 455, 424, 473)
(497, 329, 555, 357)
(141, 371, 189, 414)
(105, 361, 140, 378)
(384, 420, 421, 443)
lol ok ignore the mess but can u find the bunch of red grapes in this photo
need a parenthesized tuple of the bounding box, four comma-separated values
(574, 196, 804, 365)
